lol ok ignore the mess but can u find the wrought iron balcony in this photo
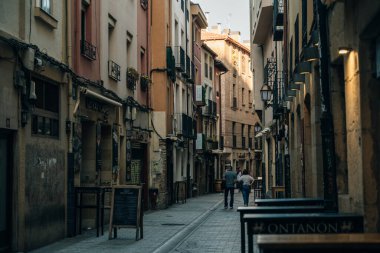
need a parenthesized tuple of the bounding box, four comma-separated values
(108, 60, 121, 81)
(273, 71, 286, 119)
(140, 75, 150, 92)
(202, 99, 217, 117)
(127, 68, 139, 90)
(81, 40, 96, 60)
(174, 46, 185, 72)
(166, 47, 176, 82)
(174, 113, 193, 138)
(196, 133, 206, 150)
(187, 61, 195, 84)
(195, 85, 206, 106)
(183, 55, 191, 78)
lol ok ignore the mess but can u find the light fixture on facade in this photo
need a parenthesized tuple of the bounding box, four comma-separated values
(289, 82, 300, 90)
(293, 73, 305, 84)
(287, 89, 297, 97)
(311, 30, 319, 46)
(303, 46, 320, 62)
(297, 61, 312, 74)
(338, 47, 352, 55)
(254, 124, 262, 133)
(260, 84, 272, 102)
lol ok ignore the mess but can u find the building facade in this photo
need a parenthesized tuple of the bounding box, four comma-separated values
(252, 0, 380, 232)
(202, 28, 259, 176)
(0, 0, 69, 251)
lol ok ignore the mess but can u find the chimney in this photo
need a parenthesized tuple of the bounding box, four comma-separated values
(229, 31, 241, 42)
(210, 24, 222, 34)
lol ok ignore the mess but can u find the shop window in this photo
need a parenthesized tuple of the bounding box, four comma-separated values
(31, 77, 59, 138)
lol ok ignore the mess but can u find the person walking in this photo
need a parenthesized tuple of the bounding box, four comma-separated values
(224, 166, 236, 209)
(238, 169, 254, 206)
(236, 167, 242, 192)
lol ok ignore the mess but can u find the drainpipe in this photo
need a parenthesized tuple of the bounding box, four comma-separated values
(218, 69, 227, 180)
(184, 0, 191, 198)
(66, 0, 73, 153)
(315, 0, 338, 212)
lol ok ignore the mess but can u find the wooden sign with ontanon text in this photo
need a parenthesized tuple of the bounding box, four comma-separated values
(108, 185, 143, 240)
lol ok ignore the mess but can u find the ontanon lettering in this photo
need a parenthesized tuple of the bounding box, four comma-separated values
(279, 224, 289, 233)
(306, 224, 316, 233)
(297, 223, 306, 233)
(317, 223, 328, 233)
(328, 223, 338, 233)
(268, 224, 278, 233)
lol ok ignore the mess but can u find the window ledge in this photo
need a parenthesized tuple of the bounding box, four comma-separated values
(34, 7, 58, 29)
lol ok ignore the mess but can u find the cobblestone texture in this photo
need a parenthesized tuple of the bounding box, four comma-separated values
(31, 190, 254, 253)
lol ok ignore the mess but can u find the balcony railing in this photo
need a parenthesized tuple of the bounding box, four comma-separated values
(126, 68, 139, 90)
(108, 60, 121, 81)
(195, 85, 206, 106)
(184, 55, 190, 78)
(187, 61, 195, 84)
(273, 71, 285, 119)
(81, 40, 96, 60)
(174, 46, 185, 72)
(140, 75, 150, 92)
(233, 135, 237, 148)
(203, 99, 217, 117)
(174, 113, 193, 138)
(166, 47, 176, 82)
(196, 133, 206, 150)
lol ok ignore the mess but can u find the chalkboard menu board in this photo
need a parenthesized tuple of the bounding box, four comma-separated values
(109, 185, 143, 240)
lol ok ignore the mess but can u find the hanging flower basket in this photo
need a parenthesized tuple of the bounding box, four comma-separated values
(127, 68, 139, 90)
(140, 75, 151, 91)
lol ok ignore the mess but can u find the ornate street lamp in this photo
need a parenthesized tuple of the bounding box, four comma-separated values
(260, 84, 272, 104)
(254, 124, 262, 133)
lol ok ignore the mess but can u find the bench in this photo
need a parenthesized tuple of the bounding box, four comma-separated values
(243, 213, 363, 253)
(256, 233, 380, 253)
(237, 206, 325, 253)
(254, 198, 324, 206)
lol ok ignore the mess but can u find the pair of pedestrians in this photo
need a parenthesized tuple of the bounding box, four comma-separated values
(224, 167, 254, 208)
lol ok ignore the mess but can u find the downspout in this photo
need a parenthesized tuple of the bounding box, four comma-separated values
(66, 0, 73, 153)
(315, 0, 338, 212)
(219, 69, 227, 180)
(185, 0, 191, 198)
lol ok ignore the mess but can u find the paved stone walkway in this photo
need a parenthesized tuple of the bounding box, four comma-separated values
(31, 190, 254, 253)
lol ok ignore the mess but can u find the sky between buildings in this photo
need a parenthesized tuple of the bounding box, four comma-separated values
(192, 0, 250, 42)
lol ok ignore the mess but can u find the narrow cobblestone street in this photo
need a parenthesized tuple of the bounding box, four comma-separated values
(31, 192, 252, 253)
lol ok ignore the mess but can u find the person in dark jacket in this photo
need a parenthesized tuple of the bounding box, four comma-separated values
(224, 166, 237, 209)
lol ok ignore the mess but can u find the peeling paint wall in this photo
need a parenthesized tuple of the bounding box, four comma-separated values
(25, 144, 65, 250)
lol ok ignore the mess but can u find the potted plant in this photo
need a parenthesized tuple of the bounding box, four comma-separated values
(127, 67, 139, 90)
(140, 74, 151, 91)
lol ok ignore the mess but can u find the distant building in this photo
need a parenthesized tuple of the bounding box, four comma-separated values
(202, 28, 259, 175)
